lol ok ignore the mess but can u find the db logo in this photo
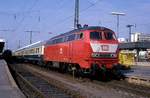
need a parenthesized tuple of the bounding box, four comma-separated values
(101, 45, 109, 51)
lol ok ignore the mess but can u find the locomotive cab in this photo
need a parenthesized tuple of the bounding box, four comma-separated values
(80, 28, 120, 80)
(89, 29, 119, 69)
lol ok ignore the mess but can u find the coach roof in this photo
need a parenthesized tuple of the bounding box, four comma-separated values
(15, 41, 45, 52)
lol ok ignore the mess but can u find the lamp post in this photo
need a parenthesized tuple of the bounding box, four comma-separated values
(111, 12, 125, 38)
(74, 0, 79, 29)
(126, 24, 134, 42)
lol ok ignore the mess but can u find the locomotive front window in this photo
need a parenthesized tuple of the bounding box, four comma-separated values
(104, 32, 116, 40)
(90, 32, 102, 40)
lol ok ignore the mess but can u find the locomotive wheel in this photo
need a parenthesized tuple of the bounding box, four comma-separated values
(90, 64, 99, 80)
(67, 64, 72, 73)
(105, 70, 112, 81)
(76, 69, 83, 78)
(111, 65, 125, 80)
(90, 64, 111, 81)
(59, 63, 67, 73)
(100, 65, 107, 81)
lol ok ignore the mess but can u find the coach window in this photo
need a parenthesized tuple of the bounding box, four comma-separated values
(36, 48, 38, 53)
(36, 48, 39, 53)
(31, 49, 34, 54)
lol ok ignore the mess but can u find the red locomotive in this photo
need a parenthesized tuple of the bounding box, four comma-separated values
(44, 26, 119, 78)
(14, 26, 121, 80)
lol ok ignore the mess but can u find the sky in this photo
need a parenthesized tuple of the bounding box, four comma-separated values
(0, 0, 150, 50)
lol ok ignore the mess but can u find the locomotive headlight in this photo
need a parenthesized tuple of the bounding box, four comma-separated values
(91, 53, 98, 57)
(91, 53, 117, 58)
(110, 53, 117, 58)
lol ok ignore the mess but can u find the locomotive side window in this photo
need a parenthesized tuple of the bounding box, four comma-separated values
(47, 40, 52, 45)
(55, 38, 63, 43)
(80, 33, 83, 39)
(104, 32, 116, 40)
(67, 34, 76, 41)
(76, 33, 83, 40)
(47, 37, 65, 45)
(90, 32, 102, 40)
(64, 36, 68, 42)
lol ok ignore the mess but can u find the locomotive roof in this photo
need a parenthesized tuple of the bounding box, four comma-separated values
(51, 26, 113, 40)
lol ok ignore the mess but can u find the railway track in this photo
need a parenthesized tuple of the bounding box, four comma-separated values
(10, 64, 73, 98)
(125, 75, 150, 87)
(93, 80, 150, 98)
(10, 63, 150, 98)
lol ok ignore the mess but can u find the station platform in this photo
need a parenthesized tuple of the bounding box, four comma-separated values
(0, 60, 25, 98)
(124, 62, 150, 78)
(124, 63, 150, 86)
(126, 65, 150, 78)
(135, 62, 150, 66)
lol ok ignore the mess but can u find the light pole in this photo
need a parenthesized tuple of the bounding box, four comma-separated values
(25, 30, 39, 44)
(74, 0, 79, 29)
(126, 24, 134, 42)
(111, 12, 125, 38)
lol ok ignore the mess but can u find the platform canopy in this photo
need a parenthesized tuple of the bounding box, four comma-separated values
(119, 41, 150, 50)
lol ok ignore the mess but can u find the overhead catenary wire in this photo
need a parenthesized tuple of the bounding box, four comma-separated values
(21, 0, 67, 35)
(50, 0, 102, 31)
(12, 0, 39, 33)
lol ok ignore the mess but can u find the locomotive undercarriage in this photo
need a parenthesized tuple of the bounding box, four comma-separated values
(89, 63, 125, 81)
(44, 61, 124, 81)
(14, 57, 124, 81)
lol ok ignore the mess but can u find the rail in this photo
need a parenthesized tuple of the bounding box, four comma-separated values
(11, 64, 72, 98)
(15, 71, 45, 98)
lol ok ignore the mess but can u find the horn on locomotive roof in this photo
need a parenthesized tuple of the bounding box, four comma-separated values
(77, 24, 82, 29)
(83, 24, 88, 28)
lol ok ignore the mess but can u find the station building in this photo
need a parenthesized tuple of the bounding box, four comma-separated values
(131, 32, 150, 42)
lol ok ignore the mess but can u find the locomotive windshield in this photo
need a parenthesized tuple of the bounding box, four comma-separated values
(104, 32, 116, 40)
(90, 32, 102, 40)
(90, 31, 116, 40)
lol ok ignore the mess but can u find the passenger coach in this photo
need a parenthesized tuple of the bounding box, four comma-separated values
(14, 41, 45, 64)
